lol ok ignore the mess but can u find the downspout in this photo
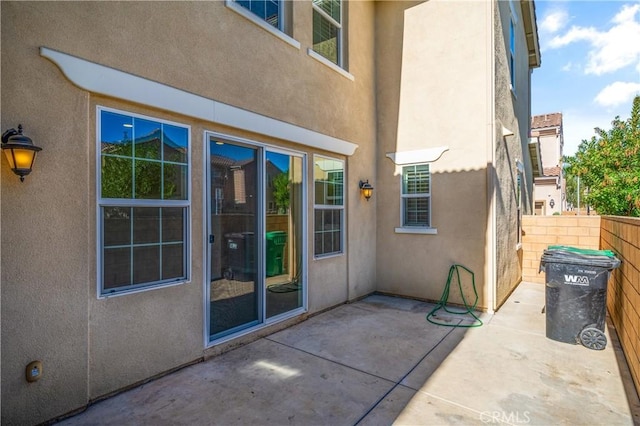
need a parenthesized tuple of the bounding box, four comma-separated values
(487, 0, 497, 314)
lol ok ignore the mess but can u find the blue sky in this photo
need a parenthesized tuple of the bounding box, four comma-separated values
(532, 0, 640, 156)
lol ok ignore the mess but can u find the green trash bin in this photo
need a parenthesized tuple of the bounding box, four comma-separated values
(266, 231, 287, 277)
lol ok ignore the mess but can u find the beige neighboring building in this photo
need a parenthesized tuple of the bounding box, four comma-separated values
(1, 1, 540, 423)
(531, 113, 564, 215)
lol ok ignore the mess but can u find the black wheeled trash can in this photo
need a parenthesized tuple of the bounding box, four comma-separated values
(539, 245, 620, 350)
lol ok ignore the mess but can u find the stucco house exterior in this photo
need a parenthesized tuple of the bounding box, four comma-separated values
(531, 112, 564, 214)
(1, 1, 540, 423)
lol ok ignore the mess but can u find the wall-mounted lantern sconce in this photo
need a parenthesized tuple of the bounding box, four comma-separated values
(2, 125, 42, 182)
(549, 199, 555, 208)
(359, 180, 374, 201)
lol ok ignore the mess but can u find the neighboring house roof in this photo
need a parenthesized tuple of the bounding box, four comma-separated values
(543, 166, 561, 176)
(531, 113, 562, 129)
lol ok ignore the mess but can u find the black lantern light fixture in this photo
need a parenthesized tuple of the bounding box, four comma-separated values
(549, 199, 555, 208)
(359, 180, 374, 201)
(2, 125, 42, 182)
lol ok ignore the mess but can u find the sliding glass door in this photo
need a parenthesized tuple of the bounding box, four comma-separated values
(207, 136, 305, 341)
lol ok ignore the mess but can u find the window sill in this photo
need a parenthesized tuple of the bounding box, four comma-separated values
(225, 1, 301, 49)
(98, 279, 188, 299)
(307, 49, 354, 81)
(313, 252, 345, 260)
(395, 227, 438, 235)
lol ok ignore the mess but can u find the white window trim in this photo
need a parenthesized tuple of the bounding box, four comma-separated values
(399, 163, 433, 231)
(225, 0, 301, 49)
(96, 106, 192, 298)
(307, 48, 354, 81)
(311, 0, 345, 69)
(313, 155, 346, 258)
(40, 47, 358, 156)
(395, 227, 437, 235)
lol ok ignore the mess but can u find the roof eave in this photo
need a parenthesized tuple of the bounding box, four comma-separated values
(521, 0, 541, 68)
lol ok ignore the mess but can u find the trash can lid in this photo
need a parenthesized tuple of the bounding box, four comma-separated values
(540, 246, 621, 269)
(547, 245, 616, 258)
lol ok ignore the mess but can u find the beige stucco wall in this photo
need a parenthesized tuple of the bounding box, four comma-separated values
(493, 0, 537, 308)
(374, 0, 492, 308)
(1, 1, 377, 423)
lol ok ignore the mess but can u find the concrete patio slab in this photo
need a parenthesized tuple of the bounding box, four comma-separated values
(269, 296, 456, 382)
(57, 282, 640, 426)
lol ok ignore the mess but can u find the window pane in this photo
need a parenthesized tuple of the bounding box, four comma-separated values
(314, 157, 344, 206)
(162, 243, 184, 280)
(313, 0, 340, 22)
(134, 160, 162, 199)
(133, 207, 160, 244)
(102, 156, 133, 199)
(104, 207, 131, 246)
(402, 164, 430, 195)
(133, 246, 160, 284)
(313, 10, 339, 65)
(163, 163, 188, 200)
(162, 207, 184, 242)
(403, 197, 430, 227)
(101, 111, 133, 157)
(104, 247, 131, 289)
(163, 125, 188, 164)
(134, 117, 161, 160)
(314, 208, 342, 256)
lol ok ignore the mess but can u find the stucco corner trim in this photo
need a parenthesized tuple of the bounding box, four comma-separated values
(385, 147, 449, 165)
(40, 47, 359, 156)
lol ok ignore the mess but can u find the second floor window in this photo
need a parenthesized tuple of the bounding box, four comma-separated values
(312, 0, 343, 66)
(236, 0, 281, 29)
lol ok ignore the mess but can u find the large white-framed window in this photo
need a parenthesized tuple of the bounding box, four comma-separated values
(313, 155, 344, 257)
(97, 107, 190, 297)
(401, 164, 431, 228)
(312, 0, 344, 67)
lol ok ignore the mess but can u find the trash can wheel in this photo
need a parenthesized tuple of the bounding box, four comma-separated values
(579, 325, 607, 350)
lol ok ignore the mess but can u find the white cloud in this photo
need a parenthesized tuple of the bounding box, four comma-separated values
(540, 9, 569, 34)
(594, 81, 640, 107)
(546, 4, 640, 75)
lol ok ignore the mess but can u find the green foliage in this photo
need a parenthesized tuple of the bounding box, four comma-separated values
(565, 96, 640, 217)
(102, 139, 180, 199)
(272, 172, 291, 213)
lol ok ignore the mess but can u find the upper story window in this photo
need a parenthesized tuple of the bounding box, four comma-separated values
(509, 18, 516, 91)
(312, 0, 343, 66)
(98, 108, 190, 296)
(401, 164, 431, 228)
(226, 0, 299, 48)
(235, 0, 282, 29)
(314, 156, 344, 257)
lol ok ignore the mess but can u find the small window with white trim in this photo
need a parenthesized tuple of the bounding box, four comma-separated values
(401, 164, 431, 228)
(98, 108, 190, 296)
(314, 156, 344, 257)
